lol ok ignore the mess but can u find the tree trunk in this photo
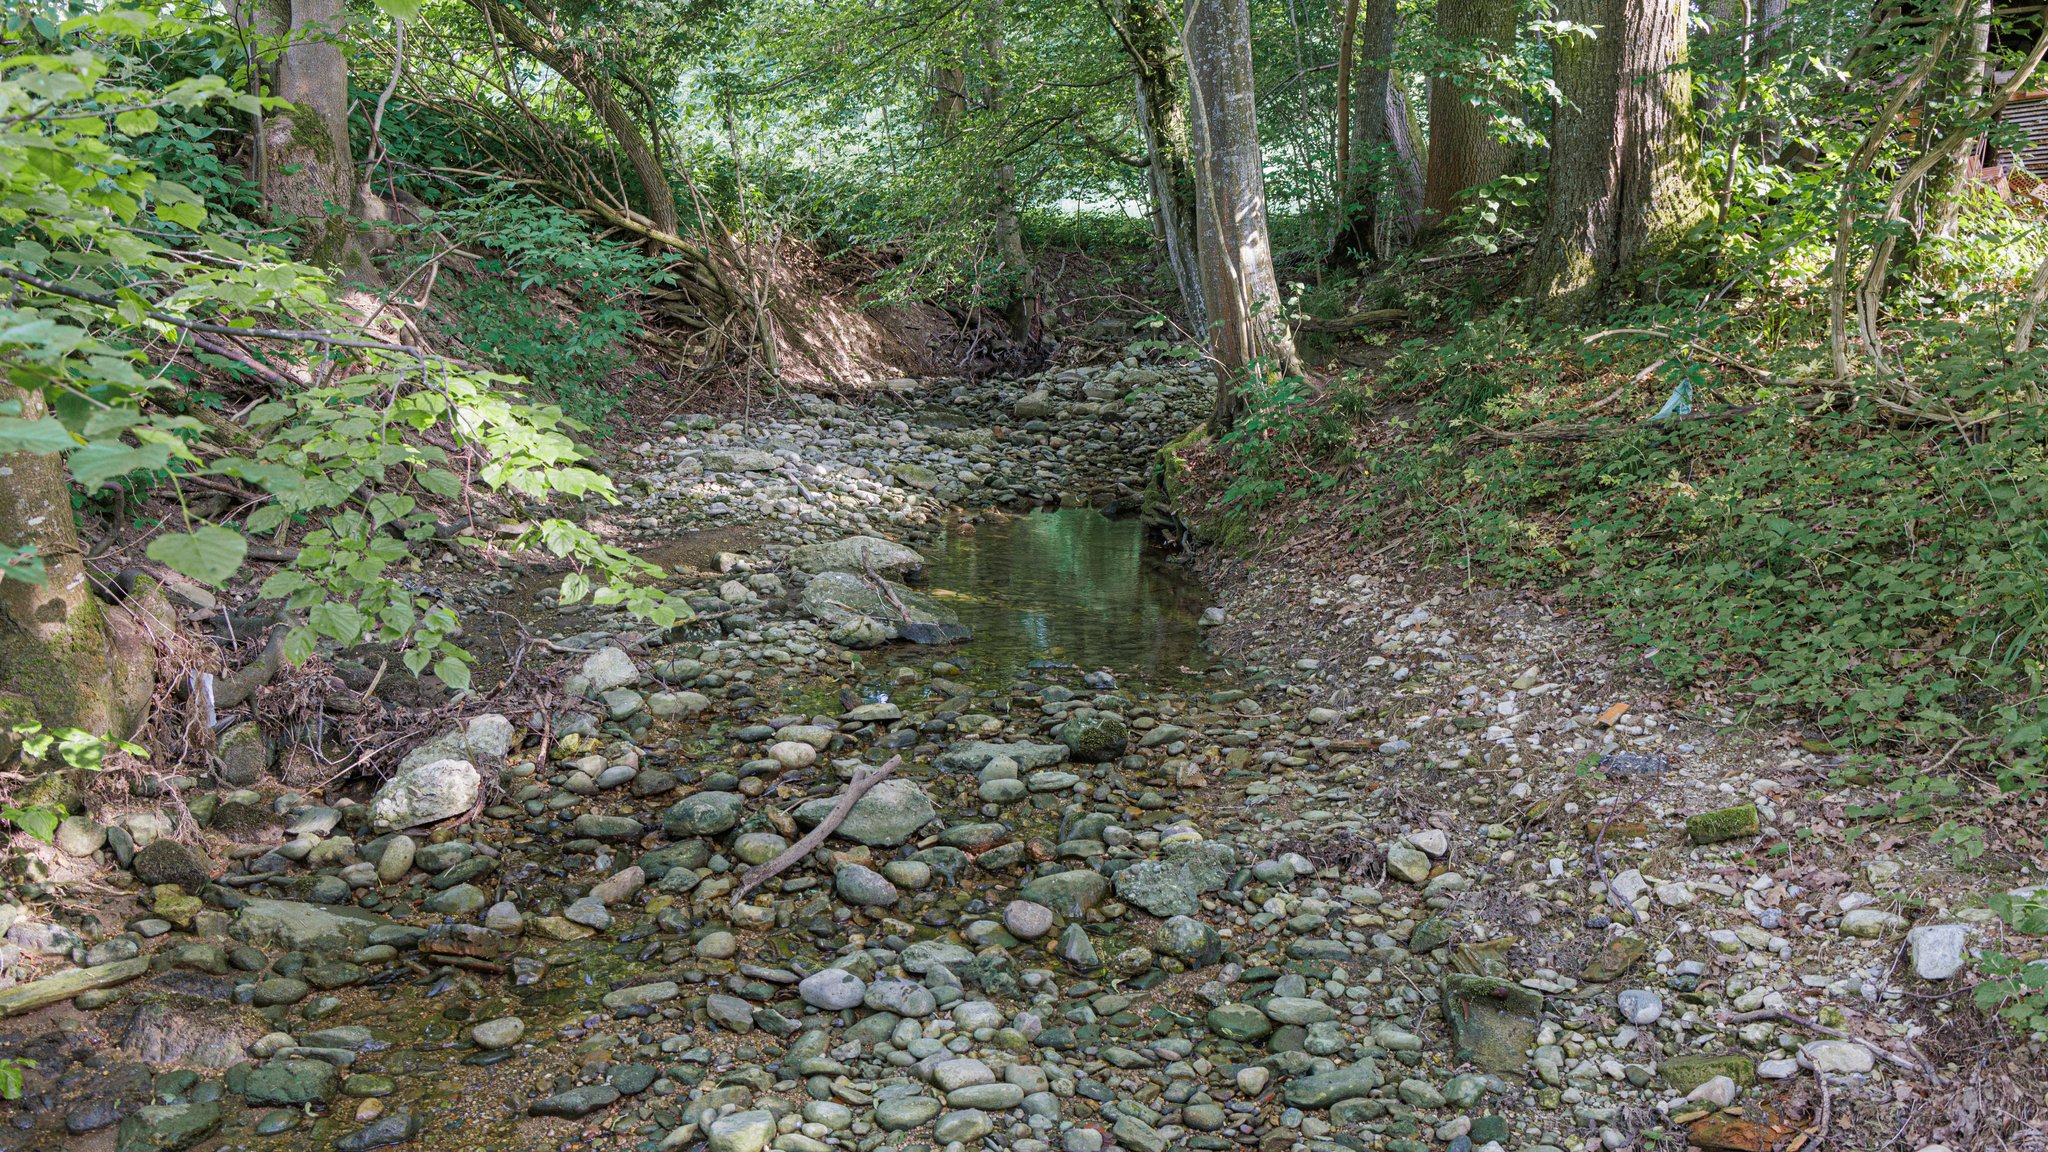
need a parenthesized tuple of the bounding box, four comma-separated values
(1119, 0, 1206, 332)
(1523, 0, 1709, 313)
(256, 0, 372, 276)
(1422, 0, 1519, 233)
(1183, 0, 1303, 429)
(980, 0, 1037, 343)
(1335, 0, 1425, 261)
(1922, 0, 1991, 242)
(0, 388, 154, 749)
(472, 0, 680, 238)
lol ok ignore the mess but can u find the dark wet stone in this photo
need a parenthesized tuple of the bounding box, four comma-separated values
(607, 1063, 657, 1095)
(530, 1083, 620, 1117)
(131, 841, 210, 892)
(335, 1110, 421, 1151)
(66, 1096, 125, 1134)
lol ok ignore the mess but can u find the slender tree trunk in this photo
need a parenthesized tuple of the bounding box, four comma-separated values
(0, 388, 153, 748)
(472, 0, 679, 238)
(980, 0, 1037, 342)
(1422, 0, 1519, 233)
(1523, 0, 1709, 313)
(256, 0, 372, 275)
(1119, 0, 1206, 331)
(1183, 0, 1302, 429)
(1922, 0, 1991, 242)
(1335, 0, 1425, 261)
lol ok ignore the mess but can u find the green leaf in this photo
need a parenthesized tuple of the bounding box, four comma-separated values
(145, 526, 247, 585)
(156, 199, 204, 229)
(373, 0, 423, 18)
(113, 107, 159, 135)
(69, 441, 169, 487)
(0, 545, 46, 586)
(309, 601, 366, 644)
(367, 493, 416, 527)
(2, 805, 60, 843)
(416, 468, 463, 498)
(433, 655, 472, 692)
(0, 417, 74, 454)
(558, 572, 590, 604)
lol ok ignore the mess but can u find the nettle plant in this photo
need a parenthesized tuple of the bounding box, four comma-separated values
(0, 10, 689, 692)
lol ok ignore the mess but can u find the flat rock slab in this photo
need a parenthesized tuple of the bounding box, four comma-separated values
(231, 899, 393, 953)
(933, 741, 1071, 772)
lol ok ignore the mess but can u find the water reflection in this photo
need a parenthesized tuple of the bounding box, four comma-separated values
(923, 507, 1211, 682)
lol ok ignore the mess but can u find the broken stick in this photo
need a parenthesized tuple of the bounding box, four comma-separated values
(730, 756, 901, 907)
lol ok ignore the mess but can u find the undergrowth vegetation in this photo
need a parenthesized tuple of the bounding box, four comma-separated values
(1215, 230, 2048, 860)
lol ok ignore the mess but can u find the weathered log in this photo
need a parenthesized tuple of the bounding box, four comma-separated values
(0, 958, 149, 1017)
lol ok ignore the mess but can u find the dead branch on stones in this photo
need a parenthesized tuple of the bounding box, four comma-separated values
(730, 755, 901, 907)
(1722, 1008, 1935, 1079)
(210, 626, 288, 709)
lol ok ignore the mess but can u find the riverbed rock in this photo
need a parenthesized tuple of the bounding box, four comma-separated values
(368, 759, 479, 830)
(793, 779, 933, 845)
(788, 536, 926, 577)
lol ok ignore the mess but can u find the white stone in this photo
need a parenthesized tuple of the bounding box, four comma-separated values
(581, 647, 640, 692)
(1405, 829, 1449, 858)
(1906, 923, 1968, 980)
(368, 759, 479, 830)
(1800, 1040, 1875, 1075)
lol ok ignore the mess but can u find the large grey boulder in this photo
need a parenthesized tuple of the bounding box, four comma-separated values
(231, 898, 392, 953)
(793, 779, 934, 846)
(788, 536, 926, 578)
(798, 572, 965, 643)
(369, 759, 479, 830)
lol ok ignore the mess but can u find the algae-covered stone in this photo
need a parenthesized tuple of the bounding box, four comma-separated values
(116, 1102, 221, 1152)
(1441, 974, 1543, 1071)
(1685, 804, 1760, 844)
(792, 779, 933, 846)
(1284, 1062, 1383, 1108)
(1207, 1003, 1272, 1041)
(1659, 1053, 1755, 1093)
(662, 791, 745, 837)
(1058, 712, 1128, 763)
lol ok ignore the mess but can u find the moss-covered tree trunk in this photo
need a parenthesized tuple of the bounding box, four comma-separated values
(1335, 0, 1425, 261)
(1122, 0, 1207, 333)
(1422, 0, 1520, 234)
(254, 0, 373, 277)
(1523, 0, 1709, 312)
(1184, 0, 1302, 430)
(980, 0, 1038, 343)
(0, 388, 154, 758)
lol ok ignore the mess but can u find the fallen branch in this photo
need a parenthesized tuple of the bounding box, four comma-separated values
(1296, 308, 1409, 334)
(210, 626, 288, 709)
(730, 756, 901, 907)
(1721, 1008, 1934, 1079)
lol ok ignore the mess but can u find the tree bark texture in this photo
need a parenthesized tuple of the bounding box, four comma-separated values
(1121, 0, 1206, 332)
(1921, 0, 1991, 242)
(1336, 0, 1425, 260)
(979, 0, 1038, 342)
(1422, 0, 1520, 231)
(1183, 0, 1303, 429)
(255, 0, 370, 274)
(1523, 0, 1709, 313)
(0, 387, 153, 742)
